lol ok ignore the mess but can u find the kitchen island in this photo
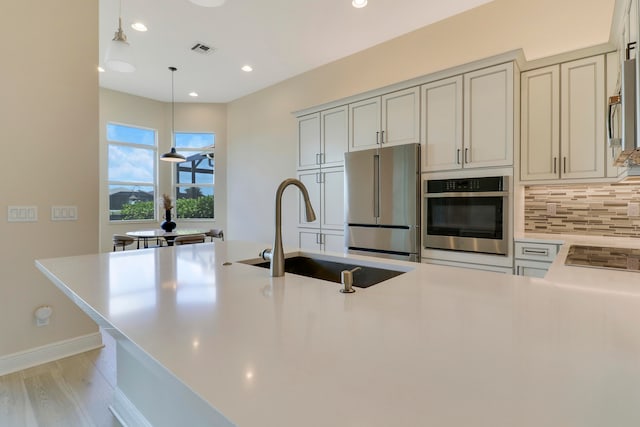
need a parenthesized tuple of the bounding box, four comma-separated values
(36, 240, 640, 427)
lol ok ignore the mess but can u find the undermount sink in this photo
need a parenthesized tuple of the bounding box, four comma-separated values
(242, 255, 406, 288)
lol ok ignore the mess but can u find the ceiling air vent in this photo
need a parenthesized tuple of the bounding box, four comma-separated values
(191, 42, 215, 55)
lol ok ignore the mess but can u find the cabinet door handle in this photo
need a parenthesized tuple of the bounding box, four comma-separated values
(320, 153, 325, 164)
(316, 233, 321, 244)
(553, 157, 557, 174)
(464, 148, 469, 164)
(457, 149, 461, 164)
(523, 248, 549, 256)
(516, 265, 520, 275)
(380, 130, 385, 144)
(315, 153, 320, 165)
(563, 157, 567, 174)
(316, 172, 321, 184)
(376, 131, 380, 145)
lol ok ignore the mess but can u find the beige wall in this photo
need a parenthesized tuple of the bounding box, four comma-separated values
(0, 0, 99, 355)
(99, 89, 226, 251)
(227, 0, 616, 246)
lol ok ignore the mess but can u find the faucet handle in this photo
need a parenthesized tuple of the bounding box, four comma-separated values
(340, 267, 360, 294)
(260, 248, 273, 260)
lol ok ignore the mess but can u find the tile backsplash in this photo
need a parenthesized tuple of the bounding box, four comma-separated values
(524, 183, 640, 237)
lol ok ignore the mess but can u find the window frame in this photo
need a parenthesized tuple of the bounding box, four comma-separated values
(107, 122, 158, 223)
(173, 132, 215, 221)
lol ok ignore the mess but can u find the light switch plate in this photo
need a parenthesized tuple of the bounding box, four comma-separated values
(51, 205, 78, 221)
(8, 206, 38, 222)
(628, 202, 640, 217)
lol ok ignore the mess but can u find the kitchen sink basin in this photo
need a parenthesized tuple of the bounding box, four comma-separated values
(243, 256, 406, 288)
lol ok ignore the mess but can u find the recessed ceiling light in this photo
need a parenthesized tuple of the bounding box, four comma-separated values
(131, 22, 148, 32)
(241, 65, 253, 72)
(189, 0, 226, 6)
(352, 0, 367, 8)
(97, 66, 105, 72)
(189, 92, 199, 97)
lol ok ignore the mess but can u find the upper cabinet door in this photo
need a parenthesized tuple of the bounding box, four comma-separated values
(520, 65, 561, 181)
(297, 113, 320, 170)
(349, 97, 381, 151)
(421, 76, 463, 172)
(381, 87, 420, 147)
(464, 62, 514, 169)
(560, 55, 605, 179)
(321, 106, 348, 167)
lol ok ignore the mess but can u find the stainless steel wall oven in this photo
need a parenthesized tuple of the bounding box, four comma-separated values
(424, 176, 509, 255)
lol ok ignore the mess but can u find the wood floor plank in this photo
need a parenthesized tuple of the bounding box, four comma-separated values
(0, 328, 121, 427)
(23, 371, 93, 427)
(57, 351, 120, 427)
(0, 371, 38, 427)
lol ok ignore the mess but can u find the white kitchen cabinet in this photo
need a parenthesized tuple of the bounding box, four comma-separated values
(297, 167, 344, 253)
(514, 260, 550, 278)
(514, 239, 562, 278)
(297, 113, 320, 170)
(463, 62, 514, 169)
(321, 106, 349, 168)
(520, 65, 560, 180)
(297, 106, 348, 170)
(560, 55, 605, 179)
(421, 75, 463, 172)
(520, 55, 606, 181)
(299, 230, 345, 253)
(349, 87, 420, 151)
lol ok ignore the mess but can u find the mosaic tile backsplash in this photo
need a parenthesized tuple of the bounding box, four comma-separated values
(524, 183, 640, 237)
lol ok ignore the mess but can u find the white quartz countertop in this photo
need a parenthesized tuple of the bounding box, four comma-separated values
(36, 240, 640, 427)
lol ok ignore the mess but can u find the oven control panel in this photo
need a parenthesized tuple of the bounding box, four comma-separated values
(426, 176, 505, 193)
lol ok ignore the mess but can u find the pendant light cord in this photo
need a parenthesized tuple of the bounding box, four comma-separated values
(169, 67, 177, 142)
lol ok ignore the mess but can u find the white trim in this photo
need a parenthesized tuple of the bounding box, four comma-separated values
(109, 389, 153, 427)
(0, 332, 102, 376)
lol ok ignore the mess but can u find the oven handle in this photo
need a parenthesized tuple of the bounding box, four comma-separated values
(425, 191, 510, 198)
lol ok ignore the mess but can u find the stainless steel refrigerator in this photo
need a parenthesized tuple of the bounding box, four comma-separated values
(344, 143, 420, 262)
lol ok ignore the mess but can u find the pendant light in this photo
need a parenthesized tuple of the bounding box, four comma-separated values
(105, 0, 135, 72)
(161, 67, 187, 163)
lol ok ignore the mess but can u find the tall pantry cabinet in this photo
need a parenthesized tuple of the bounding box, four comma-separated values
(296, 107, 346, 253)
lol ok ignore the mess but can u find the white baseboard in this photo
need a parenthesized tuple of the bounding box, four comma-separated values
(110, 388, 153, 427)
(0, 332, 103, 376)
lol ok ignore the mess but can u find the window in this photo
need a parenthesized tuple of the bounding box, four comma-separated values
(107, 123, 157, 221)
(174, 133, 215, 219)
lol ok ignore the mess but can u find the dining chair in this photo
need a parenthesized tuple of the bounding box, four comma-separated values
(112, 234, 136, 251)
(205, 228, 224, 242)
(173, 234, 207, 245)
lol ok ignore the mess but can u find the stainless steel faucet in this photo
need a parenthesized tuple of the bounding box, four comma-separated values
(261, 178, 316, 277)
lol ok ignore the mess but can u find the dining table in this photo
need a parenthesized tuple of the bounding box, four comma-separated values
(126, 228, 210, 248)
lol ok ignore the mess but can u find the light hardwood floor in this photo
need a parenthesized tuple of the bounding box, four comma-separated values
(0, 330, 121, 427)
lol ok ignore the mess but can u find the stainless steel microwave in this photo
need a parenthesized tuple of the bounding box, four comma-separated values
(423, 176, 509, 255)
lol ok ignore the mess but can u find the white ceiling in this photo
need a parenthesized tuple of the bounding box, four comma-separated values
(99, 0, 494, 103)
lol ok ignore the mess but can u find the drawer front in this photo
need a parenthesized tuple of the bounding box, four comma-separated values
(514, 241, 558, 261)
(514, 259, 552, 278)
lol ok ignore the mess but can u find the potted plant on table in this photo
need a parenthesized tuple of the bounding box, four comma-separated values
(160, 193, 177, 232)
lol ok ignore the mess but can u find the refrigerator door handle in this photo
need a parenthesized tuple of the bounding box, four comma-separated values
(373, 154, 380, 218)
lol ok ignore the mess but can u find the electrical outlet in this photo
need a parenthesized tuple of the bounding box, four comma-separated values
(628, 202, 640, 217)
(546, 203, 557, 216)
